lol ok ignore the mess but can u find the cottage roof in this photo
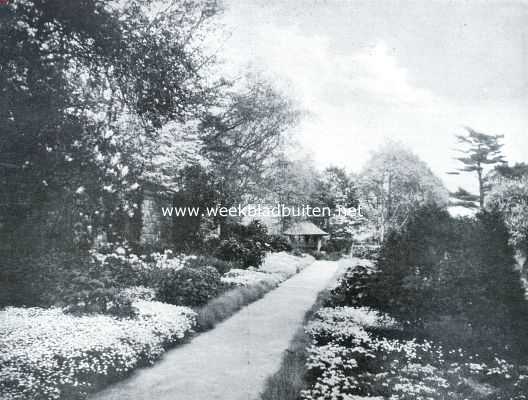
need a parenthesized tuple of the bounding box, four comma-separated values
(283, 221, 328, 236)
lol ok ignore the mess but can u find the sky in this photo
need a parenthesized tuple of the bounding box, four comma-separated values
(217, 0, 528, 195)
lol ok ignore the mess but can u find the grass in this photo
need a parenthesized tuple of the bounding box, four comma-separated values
(195, 281, 279, 331)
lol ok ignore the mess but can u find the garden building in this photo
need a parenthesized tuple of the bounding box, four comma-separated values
(283, 221, 328, 251)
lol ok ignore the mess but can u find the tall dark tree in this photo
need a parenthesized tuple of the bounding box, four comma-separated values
(448, 127, 506, 208)
(200, 77, 299, 205)
(0, 0, 221, 252)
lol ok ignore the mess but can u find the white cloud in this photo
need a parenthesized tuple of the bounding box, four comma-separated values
(219, 12, 528, 193)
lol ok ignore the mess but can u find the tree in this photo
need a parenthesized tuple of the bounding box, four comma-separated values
(200, 76, 300, 205)
(360, 141, 449, 242)
(0, 0, 222, 251)
(486, 164, 528, 262)
(448, 127, 506, 208)
(311, 166, 358, 211)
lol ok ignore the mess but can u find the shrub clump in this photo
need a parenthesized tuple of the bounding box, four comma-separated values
(213, 221, 269, 268)
(156, 266, 222, 307)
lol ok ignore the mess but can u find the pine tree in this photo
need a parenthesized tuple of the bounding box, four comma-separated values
(448, 127, 506, 208)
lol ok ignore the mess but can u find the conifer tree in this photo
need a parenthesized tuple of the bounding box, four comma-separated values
(448, 127, 506, 208)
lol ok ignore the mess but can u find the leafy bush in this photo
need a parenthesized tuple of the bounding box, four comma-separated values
(321, 238, 352, 254)
(346, 205, 528, 352)
(185, 255, 238, 274)
(0, 250, 138, 316)
(267, 234, 292, 252)
(327, 261, 378, 308)
(156, 266, 222, 307)
(214, 221, 269, 268)
(0, 251, 66, 308)
(350, 243, 380, 259)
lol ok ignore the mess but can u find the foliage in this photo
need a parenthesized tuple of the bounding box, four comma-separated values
(486, 175, 528, 255)
(170, 165, 224, 249)
(0, 0, 299, 258)
(0, 302, 196, 400)
(321, 238, 352, 254)
(156, 266, 222, 307)
(200, 76, 300, 204)
(266, 234, 292, 252)
(184, 255, 237, 275)
(359, 140, 449, 241)
(0, 250, 134, 315)
(449, 127, 506, 208)
(0, 247, 195, 313)
(214, 221, 269, 268)
(341, 205, 528, 353)
(0, 0, 222, 251)
(301, 305, 528, 400)
(328, 261, 379, 308)
(350, 244, 380, 259)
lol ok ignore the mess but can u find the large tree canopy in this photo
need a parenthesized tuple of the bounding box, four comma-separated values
(0, 0, 297, 252)
(359, 141, 449, 241)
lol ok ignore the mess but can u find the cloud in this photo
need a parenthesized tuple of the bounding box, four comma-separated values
(224, 25, 443, 111)
(219, 14, 528, 194)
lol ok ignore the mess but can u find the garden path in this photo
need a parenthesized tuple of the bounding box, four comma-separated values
(90, 260, 339, 400)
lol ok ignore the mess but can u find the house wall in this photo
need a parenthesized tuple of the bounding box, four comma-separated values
(140, 189, 172, 248)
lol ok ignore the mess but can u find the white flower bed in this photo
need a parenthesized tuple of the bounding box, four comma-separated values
(92, 249, 194, 272)
(221, 268, 282, 287)
(301, 306, 528, 400)
(221, 252, 315, 286)
(259, 252, 315, 279)
(0, 301, 196, 400)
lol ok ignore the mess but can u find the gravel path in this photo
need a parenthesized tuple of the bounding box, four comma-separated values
(90, 260, 339, 400)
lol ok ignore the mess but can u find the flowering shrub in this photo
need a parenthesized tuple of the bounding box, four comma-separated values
(120, 286, 156, 301)
(0, 301, 196, 400)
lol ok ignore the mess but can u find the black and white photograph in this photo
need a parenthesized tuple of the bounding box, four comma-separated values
(1, 0, 528, 399)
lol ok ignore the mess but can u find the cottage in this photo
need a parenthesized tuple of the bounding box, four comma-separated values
(283, 221, 328, 251)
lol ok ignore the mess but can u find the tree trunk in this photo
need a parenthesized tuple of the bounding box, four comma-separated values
(477, 165, 484, 208)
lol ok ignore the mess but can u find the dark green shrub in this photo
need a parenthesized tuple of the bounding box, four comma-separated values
(185, 255, 238, 274)
(321, 238, 352, 254)
(357, 204, 528, 352)
(267, 235, 292, 252)
(59, 263, 137, 317)
(214, 221, 268, 268)
(0, 249, 141, 316)
(350, 244, 380, 260)
(156, 266, 222, 307)
(0, 250, 71, 307)
(328, 262, 379, 308)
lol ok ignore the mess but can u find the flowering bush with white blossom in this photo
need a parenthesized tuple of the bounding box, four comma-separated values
(0, 301, 196, 400)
